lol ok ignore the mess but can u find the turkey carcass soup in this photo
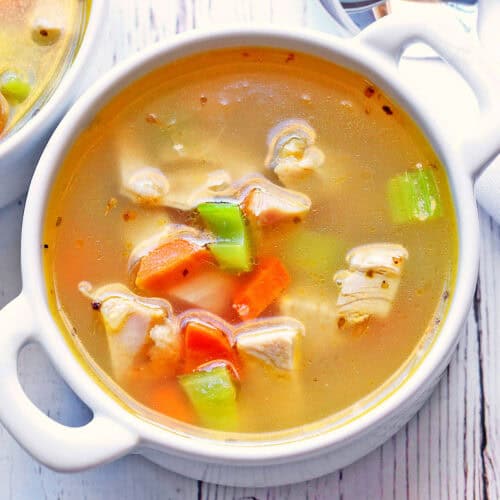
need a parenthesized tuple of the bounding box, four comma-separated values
(44, 48, 457, 434)
(0, 0, 89, 138)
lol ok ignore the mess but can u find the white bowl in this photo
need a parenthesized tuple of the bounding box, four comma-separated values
(0, 14, 499, 487)
(0, 0, 107, 208)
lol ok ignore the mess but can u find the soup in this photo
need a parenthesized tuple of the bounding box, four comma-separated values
(43, 48, 457, 434)
(0, 0, 89, 138)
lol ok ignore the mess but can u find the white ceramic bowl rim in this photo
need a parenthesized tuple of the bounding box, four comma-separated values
(2, 15, 500, 472)
(0, 0, 106, 161)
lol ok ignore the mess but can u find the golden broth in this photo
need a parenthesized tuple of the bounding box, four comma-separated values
(0, 0, 89, 137)
(44, 48, 457, 434)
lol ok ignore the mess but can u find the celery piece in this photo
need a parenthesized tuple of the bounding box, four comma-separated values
(179, 366, 238, 430)
(198, 202, 252, 272)
(1, 75, 31, 102)
(387, 167, 442, 224)
(198, 202, 245, 240)
(208, 242, 252, 272)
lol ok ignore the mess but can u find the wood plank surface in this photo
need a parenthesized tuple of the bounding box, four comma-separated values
(0, 1, 498, 498)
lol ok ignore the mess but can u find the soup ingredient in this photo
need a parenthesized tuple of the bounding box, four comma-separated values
(345, 243, 408, 274)
(334, 243, 408, 328)
(198, 202, 247, 241)
(387, 166, 442, 224)
(198, 202, 252, 272)
(1, 74, 31, 102)
(128, 224, 211, 273)
(120, 156, 232, 211)
(206, 242, 251, 273)
(187, 169, 233, 208)
(232, 256, 291, 320)
(179, 365, 238, 429)
(235, 317, 304, 370)
(31, 18, 62, 45)
(279, 290, 337, 332)
(143, 323, 182, 379)
(0, 92, 9, 134)
(149, 323, 180, 349)
(135, 238, 213, 292)
(122, 166, 170, 205)
(265, 119, 325, 186)
(147, 381, 196, 423)
(183, 320, 236, 373)
(167, 269, 237, 316)
(78, 282, 176, 380)
(241, 175, 312, 225)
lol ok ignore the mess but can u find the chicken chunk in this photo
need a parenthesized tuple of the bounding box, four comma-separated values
(146, 322, 182, 377)
(121, 158, 232, 210)
(184, 169, 233, 208)
(122, 166, 170, 206)
(149, 322, 179, 350)
(279, 288, 349, 351)
(265, 119, 325, 187)
(345, 243, 408, 275)
(235, 317, 305, 370)
(78, 282, 178, 380)
(334, 243, 408, 328)
(280, 290, 337, 331)
(119, 142, 311, 225)
(239, 174, 312, 225)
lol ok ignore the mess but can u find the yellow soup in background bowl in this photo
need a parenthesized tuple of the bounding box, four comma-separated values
(0, 0, 88, 137)
(0, 0, 105, 207)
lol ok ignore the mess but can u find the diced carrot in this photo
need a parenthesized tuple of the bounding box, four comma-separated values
(183, 321, 236, 373)
(232, 256, 291, 320)
(135, 239, 212, 292)
(147, 381, 196, 424)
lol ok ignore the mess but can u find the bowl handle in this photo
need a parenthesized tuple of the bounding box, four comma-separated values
(0, 294, 138, 471)
(356, 13, 500, 180)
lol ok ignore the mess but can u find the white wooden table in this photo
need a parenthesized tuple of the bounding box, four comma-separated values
(0, 1, 498, 498)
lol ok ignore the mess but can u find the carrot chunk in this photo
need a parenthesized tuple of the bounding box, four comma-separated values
(232, 256, 291, 320)
(183, 321, 236, 373)
(135, 239, 212, 292)
(147, 381, 196, 424)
